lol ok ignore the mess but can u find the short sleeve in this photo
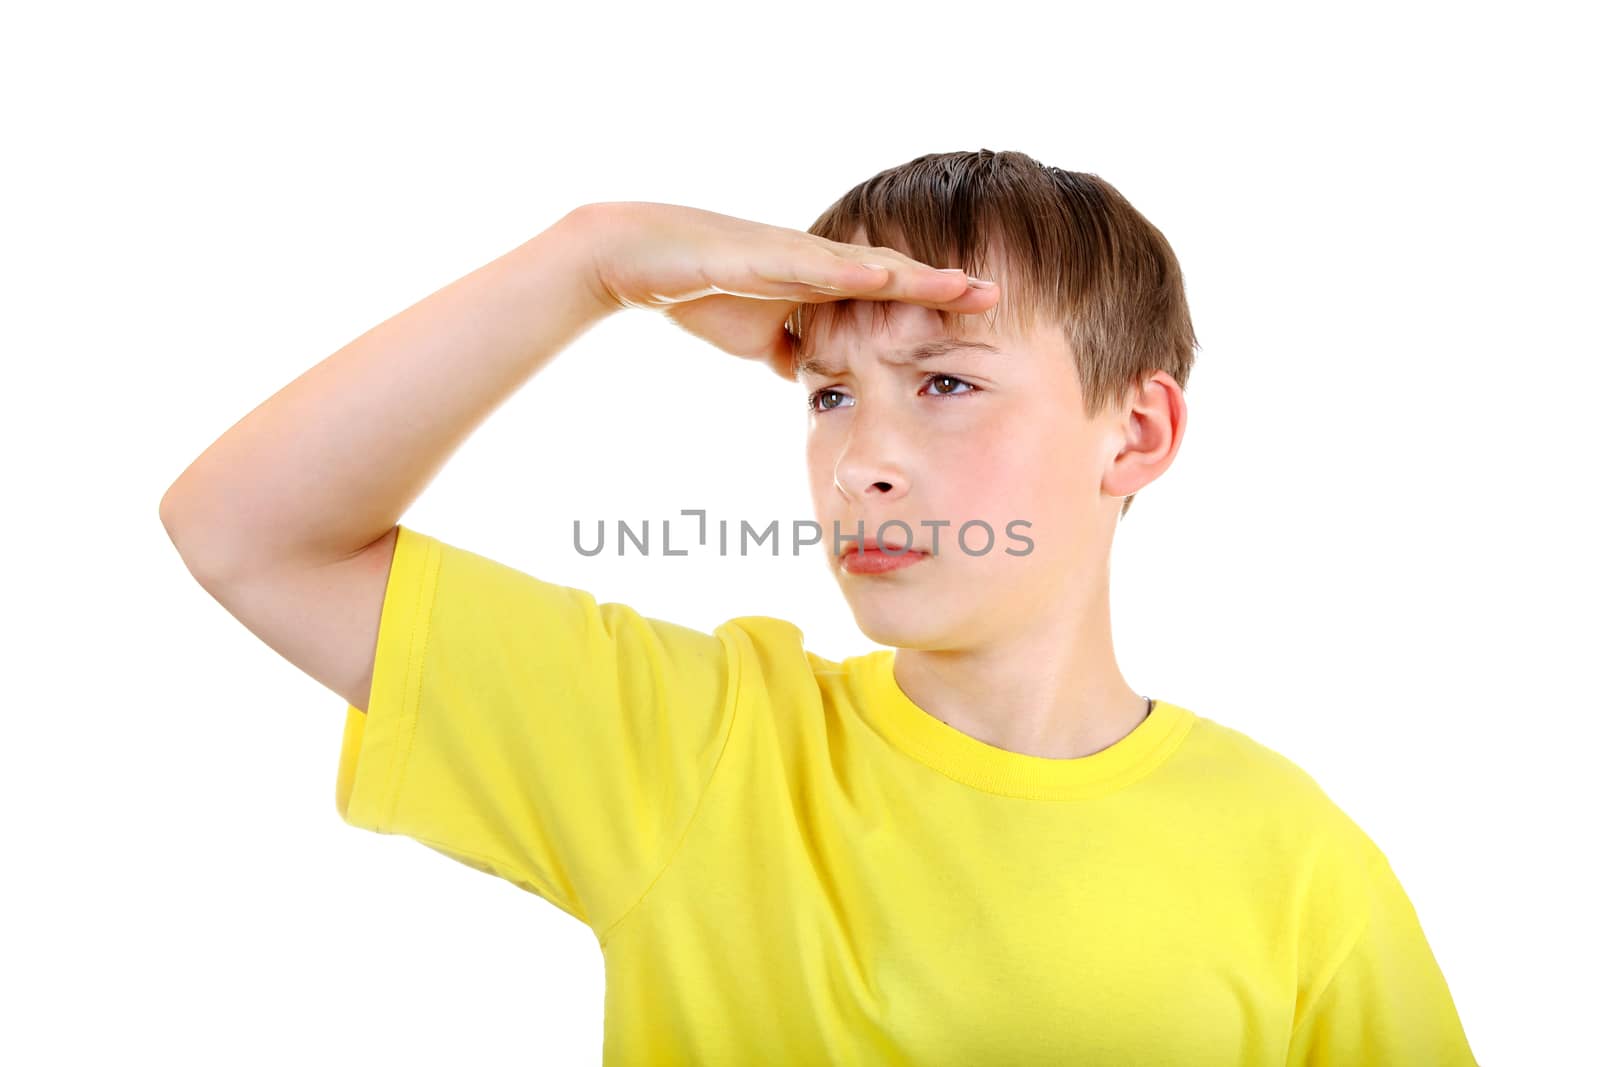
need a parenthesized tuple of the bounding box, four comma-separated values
(1287, 843, 1478, 1065)
(335, 525, 740, 938)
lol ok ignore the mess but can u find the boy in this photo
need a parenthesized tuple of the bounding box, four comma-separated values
(159, 150, 1477, 1064)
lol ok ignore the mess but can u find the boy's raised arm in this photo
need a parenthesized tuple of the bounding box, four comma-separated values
(159, 199, 992, 580)
(157, 202, 993, 710)
(158, 203, 618, 581)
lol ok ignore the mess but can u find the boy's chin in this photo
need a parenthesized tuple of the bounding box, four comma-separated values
(846, 601, 957, 651)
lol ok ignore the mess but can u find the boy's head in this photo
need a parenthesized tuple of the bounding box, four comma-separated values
(787, 150, 1196, 650)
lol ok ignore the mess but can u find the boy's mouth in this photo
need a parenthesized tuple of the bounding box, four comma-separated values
(837, 531, 921, 555)
(839, 539, 931, 575)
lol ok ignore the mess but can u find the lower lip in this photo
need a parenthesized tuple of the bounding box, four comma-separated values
(840, 549, 930, 575)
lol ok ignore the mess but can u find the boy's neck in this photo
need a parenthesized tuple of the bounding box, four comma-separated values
(888, 590, 1146, 760)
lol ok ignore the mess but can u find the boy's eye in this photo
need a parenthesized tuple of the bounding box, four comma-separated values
(806, 374, 979, 414)
(807, 388, 850, 414)
(924, 374, 976, 397)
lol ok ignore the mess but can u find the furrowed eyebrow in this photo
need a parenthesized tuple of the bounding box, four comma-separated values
(795, 339, 1001, 380)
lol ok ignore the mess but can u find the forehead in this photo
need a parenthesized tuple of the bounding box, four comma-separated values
(794, 305, 1071, 387)
(803, 294, 997, 344)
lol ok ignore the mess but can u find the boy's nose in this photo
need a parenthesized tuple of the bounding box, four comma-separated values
(828, 389, 915, 503)
(832, 452, 911, 503)
(833, 473, 901, 499)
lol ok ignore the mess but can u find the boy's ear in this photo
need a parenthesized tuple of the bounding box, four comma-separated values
(1103, 373, 1186, 503)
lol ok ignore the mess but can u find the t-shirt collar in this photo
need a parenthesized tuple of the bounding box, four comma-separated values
(848, 649, 1195, 801)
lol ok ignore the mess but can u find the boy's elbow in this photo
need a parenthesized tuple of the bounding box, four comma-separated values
(160, 484, 231, 587)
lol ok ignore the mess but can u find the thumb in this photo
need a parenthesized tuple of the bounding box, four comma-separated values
(765, 320, 800, 381)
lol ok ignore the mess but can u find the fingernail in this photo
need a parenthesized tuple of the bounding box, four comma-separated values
(967, 277, 996, 288)
(937, 267, 966, 274)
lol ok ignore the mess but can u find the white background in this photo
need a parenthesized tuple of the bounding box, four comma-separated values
(5, 1, 1593, 1062)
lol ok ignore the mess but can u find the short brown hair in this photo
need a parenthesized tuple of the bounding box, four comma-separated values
(786, 149, 1199, 518)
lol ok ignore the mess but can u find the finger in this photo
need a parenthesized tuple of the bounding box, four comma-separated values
(791, 256, 895, 294)
(903, 267, 995, 305)
(829, 264, 1000, 314)
(933, 280, 1003, 314)
(790, 242, 947, 293)
(824, 248, 998, 306)
(796, 255, 998, 310)
(764, 319, 799, 381)
(753, 237, 1001, 311)
(768, 343, 798, 382)
(784, 284, 998, 314)
(815, 236, 974, 280)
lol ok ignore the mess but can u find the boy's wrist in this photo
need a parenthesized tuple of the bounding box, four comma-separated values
(547, 201, 630, 320)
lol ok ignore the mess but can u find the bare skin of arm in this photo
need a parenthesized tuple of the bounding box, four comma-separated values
(158, 201, 995, 710)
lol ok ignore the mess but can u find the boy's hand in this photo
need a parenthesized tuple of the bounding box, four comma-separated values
(580, 201, 1000, 380)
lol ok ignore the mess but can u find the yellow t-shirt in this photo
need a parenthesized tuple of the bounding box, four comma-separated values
(336, 526, 1477, 1065)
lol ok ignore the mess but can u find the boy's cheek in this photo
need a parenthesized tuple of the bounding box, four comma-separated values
(954, 463, 1091, 561)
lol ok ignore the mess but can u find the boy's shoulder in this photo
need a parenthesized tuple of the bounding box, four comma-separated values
(1179, 710, 1333, 789)
(715, 613, 867, 682)
(1168, 707, 1383, 859)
